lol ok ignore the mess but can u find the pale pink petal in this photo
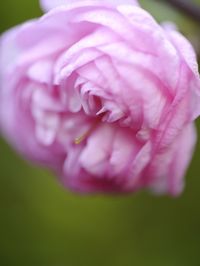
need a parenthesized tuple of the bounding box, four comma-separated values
(163, 23, 199, 76)
(79, 124, 114, 177)
(0, 83, 65, 169)
(149, 123, 196, 196)
(0, 25, 23, 78)
(163, 24, 200, 119)
(27, 59, 54, 84)
(108, 128, 141, 177)
(40, 0, 139, 12)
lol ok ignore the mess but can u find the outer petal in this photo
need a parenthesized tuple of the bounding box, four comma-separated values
(0, 25, 23, 79)
(163, 23, 199, 76)
(163, 24, 200, 119)
(40, 0, 139, 12)
(0, 82, 66, 169)
(148, 123, 197, 196)
(0, 22, 66, 169)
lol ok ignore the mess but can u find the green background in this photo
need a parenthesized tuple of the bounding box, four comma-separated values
(1, 1, 200, 265)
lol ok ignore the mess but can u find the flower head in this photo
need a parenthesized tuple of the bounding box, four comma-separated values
(0, 0, 200, 195)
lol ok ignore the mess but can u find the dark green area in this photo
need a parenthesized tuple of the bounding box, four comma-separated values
(1, 1, 200, 265)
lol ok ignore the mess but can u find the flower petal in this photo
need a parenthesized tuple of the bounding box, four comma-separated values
(149, 123, 197, 196)
(40, 0, 139, 12)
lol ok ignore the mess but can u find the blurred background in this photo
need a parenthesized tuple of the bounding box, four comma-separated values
(1, 1, 200, 265)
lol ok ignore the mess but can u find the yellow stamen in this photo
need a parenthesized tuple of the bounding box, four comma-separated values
(74, 116, 102, 145)
(74, 132, 88, 144)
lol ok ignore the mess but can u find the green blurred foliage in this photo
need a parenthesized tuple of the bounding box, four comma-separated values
(1, 1, 200, 266)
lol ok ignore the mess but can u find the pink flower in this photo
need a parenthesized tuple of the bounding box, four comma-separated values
(0, 0, 200, 195)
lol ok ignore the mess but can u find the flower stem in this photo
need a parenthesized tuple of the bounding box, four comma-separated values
(159, 0, 200, 23)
